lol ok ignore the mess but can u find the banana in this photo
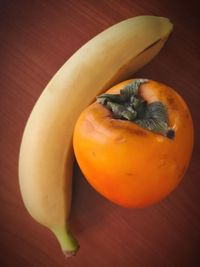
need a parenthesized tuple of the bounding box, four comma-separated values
(19, 16, 173, 256)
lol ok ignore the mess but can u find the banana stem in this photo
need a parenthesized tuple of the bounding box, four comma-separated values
(52, 226, 79, 258)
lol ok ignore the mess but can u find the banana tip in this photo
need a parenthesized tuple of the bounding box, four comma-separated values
(63, 248, 79, 259)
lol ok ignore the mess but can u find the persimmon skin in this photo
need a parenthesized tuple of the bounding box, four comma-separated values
(73, 80, 194, 208)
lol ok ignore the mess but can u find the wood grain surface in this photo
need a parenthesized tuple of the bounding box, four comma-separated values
(1, 1, 200, 266)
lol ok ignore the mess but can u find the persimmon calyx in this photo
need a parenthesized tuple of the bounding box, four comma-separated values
(97, 79, 175, 139)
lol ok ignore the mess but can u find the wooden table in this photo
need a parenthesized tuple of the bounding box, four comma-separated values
(1, 1, 199, 266)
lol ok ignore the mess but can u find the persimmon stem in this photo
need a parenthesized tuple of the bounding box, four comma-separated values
(97, 79, 175, 139)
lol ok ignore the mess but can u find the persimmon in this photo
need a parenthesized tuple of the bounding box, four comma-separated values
(73, 79, 194, 208)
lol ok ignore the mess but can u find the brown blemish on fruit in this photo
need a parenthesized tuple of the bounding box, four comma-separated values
(129, 128, 148, 136)
(92, 151, 96, 157)
(110, 120, 148, 137)
(167, 96, 178, 110)
(125, 172, 133, 176)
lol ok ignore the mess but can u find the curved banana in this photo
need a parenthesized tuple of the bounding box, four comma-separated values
(19, 16, 173, 256)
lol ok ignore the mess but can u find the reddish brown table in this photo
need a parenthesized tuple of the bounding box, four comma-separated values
(1, 1, 200, 266)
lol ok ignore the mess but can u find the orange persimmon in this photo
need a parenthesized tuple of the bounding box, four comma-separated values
(73, 79, 194, 208)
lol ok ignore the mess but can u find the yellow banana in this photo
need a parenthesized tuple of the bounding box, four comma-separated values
(19, 16, 173, 257)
